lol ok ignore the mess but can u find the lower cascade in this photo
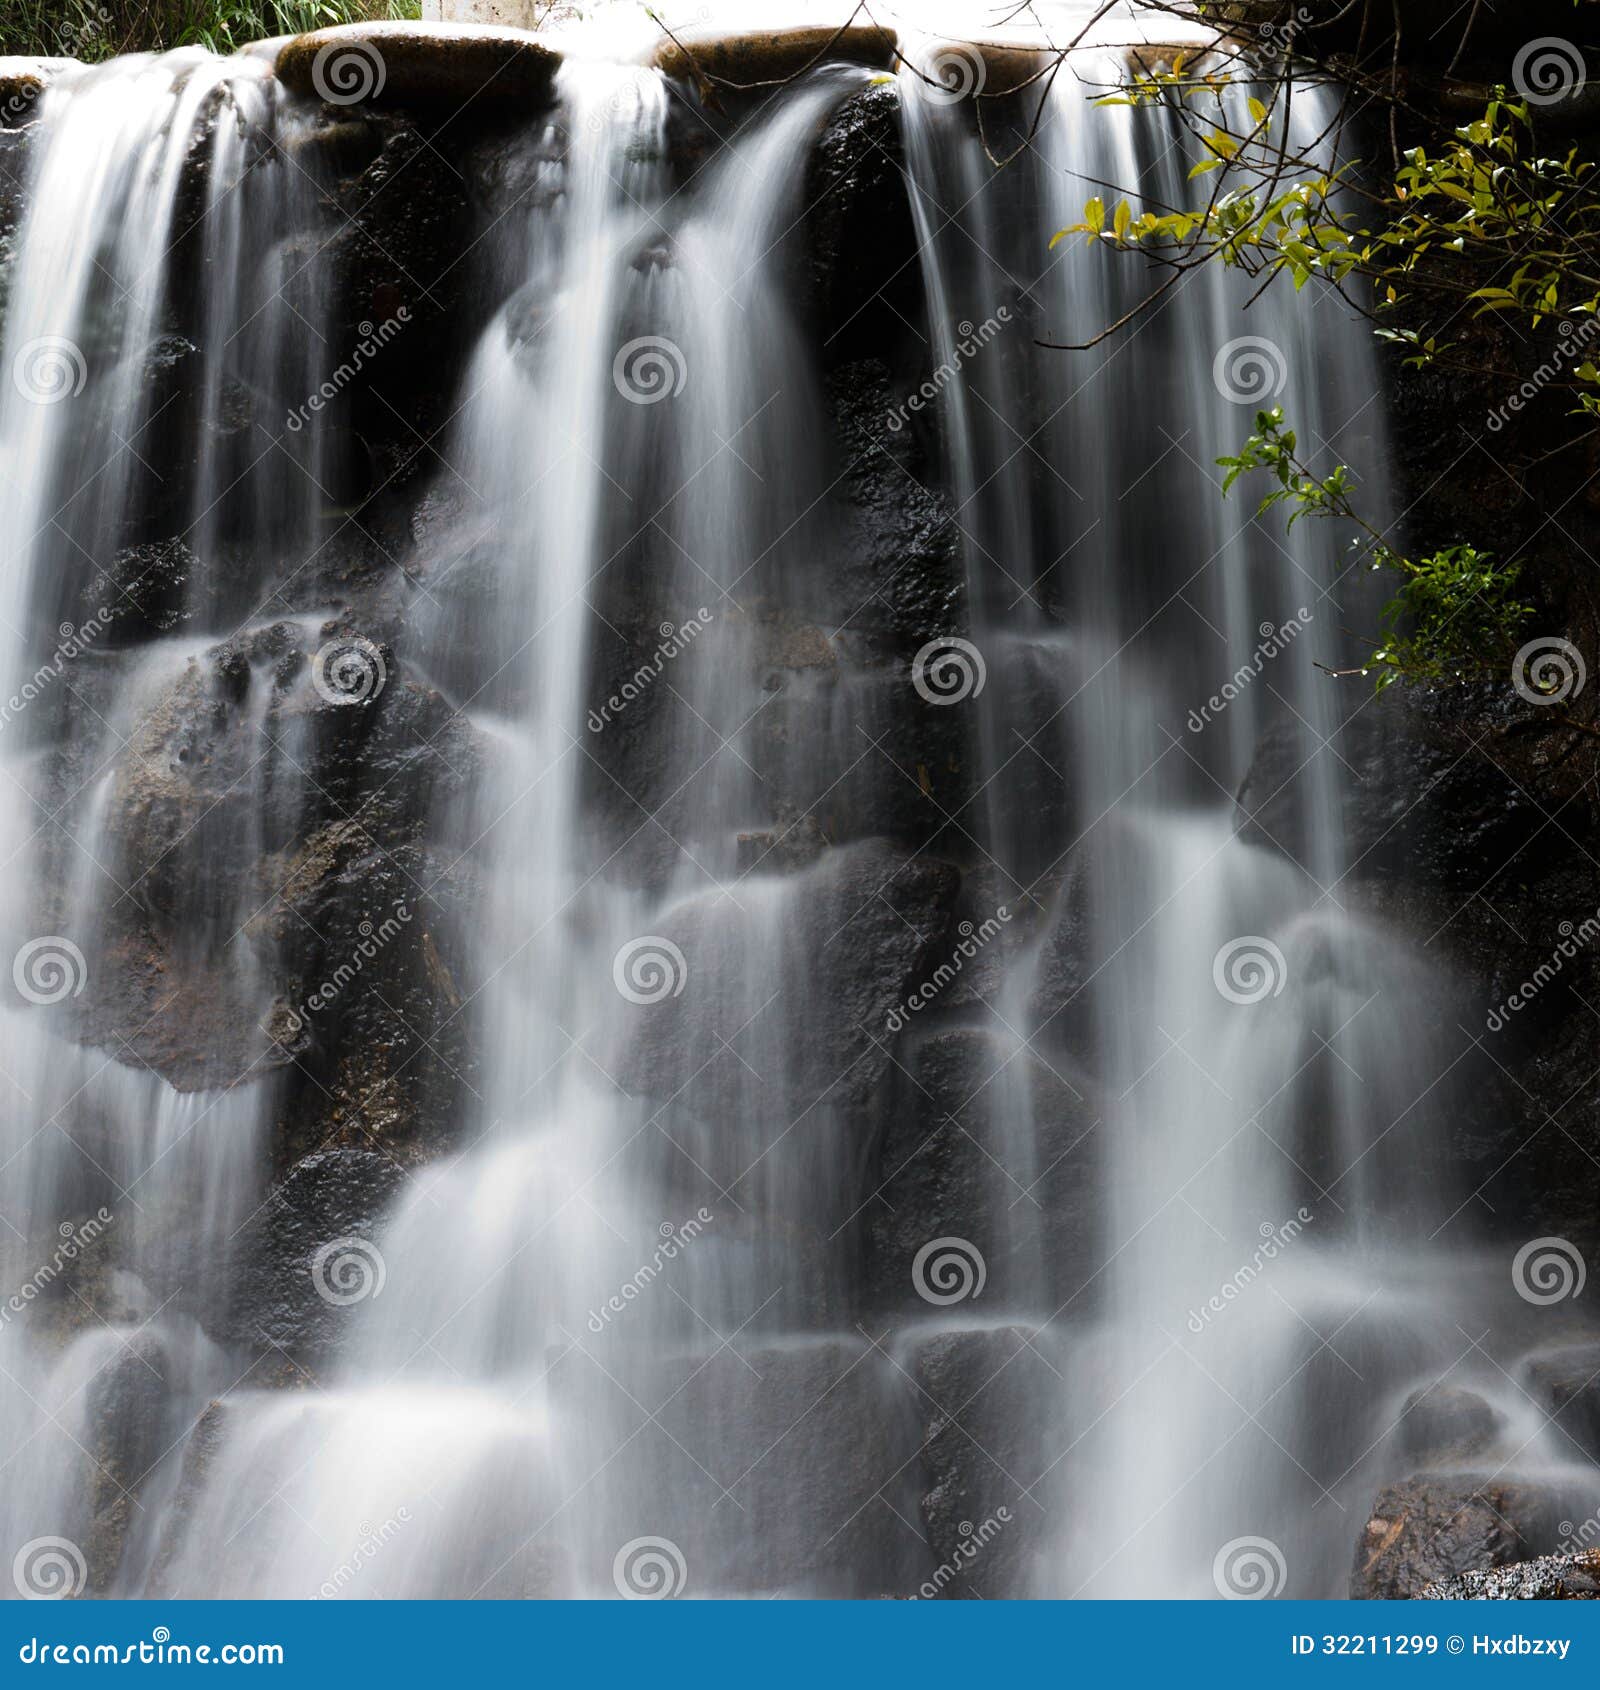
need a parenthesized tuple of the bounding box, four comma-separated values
(0, 9, 1596, 1603)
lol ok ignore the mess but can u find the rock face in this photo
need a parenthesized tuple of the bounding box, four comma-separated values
(1422, 1549, 1600, 1600)
(10, 19, 1600, 1607)
(652, 25, 899, 89)
(1396, 1384, 1501, 1464)
(1525, 1345, 1600, 1463)
(552, 1338, 924, 1596)
(225, 1149, 409, 1366)
(865, 1031, 1101, 1315)
(1351, 1477, 1565, 1600)
(908, 1325, 1064, 1598)
(608, 840, 959, 1124)
(275, 23, 561, 109)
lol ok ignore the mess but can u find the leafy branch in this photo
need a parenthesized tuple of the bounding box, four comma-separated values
(1217, 408, 1535, 691)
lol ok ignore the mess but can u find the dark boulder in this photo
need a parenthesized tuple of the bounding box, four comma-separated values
(607, 838, 958, 1122)
(1524, 1343, 1600, 1463)
(1395, 1383, 1502, 1464)
(907, 1324, 1064, 1597)
(817, 360, 965, 646)
(224, 1147, 408, 1365)
(1350, 1475, 1565, 1599)
(865, 1029, 1101, 1315)
(798, 82, 919, 364)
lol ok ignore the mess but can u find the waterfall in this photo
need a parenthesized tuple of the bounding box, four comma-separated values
(0, 19, 1595, 1602)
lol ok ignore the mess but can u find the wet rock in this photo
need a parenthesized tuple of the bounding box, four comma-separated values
(275, 23, 561, 111)
(78, 1335, 172, 1593)
(225, 1148, 408, 1365)
(743, 660, 974, 855)
(551, 1336, 923, 1595)
(1421, 1548, 1600, 1600)
(652, 25, 898, 89)
(1237, 687, 1550, 891)
(1524, 1343, 1600, 1463)
(283, 117, 476, 445)
(0, 57, 73, 129)
(1350, 1475, 1565, 1599)
(87, 539, 206, 641)
(607, 839, 959, 1123)
(799, 82, 917, 364)
(908, 1325, 1064, 1597)
(819, 360, 965, 644)
(1396, 1383, 1501, 1463)
(865, 1030, 1101, 1314)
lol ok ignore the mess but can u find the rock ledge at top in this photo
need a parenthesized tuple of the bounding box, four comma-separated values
(275, 22, 561, 108)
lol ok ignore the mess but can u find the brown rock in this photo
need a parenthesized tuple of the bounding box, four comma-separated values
(275, 22, 560, 111)
(653, 25, 898, 88)
(1351, 1475, 1563, 1599)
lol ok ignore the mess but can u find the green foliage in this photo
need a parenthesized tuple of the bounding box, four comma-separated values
(1218, 409, 1534, 691)
(1057, 30, 1600, 693)
(1, 0, 419, 61)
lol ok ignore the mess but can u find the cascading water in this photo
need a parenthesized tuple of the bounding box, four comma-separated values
(0, 50, 337, 1594)
(896, 40, 1600, 1597)
(0, 11, 1595, 1604)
